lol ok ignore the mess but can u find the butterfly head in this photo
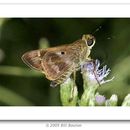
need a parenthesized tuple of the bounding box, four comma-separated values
(82, 34, 96, 49)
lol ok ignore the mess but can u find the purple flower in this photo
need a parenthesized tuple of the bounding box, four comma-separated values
(95, 95, 106, 105)
(82, 59, 114, 85)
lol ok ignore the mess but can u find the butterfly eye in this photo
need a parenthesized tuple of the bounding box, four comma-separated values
(87, 39, 94, 46)
(61, 51, 65, 55)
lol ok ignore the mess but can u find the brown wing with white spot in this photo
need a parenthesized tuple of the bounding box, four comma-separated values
(42, 46, 76, 80)
(22, 42, 81, 80)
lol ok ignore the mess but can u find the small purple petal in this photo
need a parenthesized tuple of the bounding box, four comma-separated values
(81, 59, 114, 85)
(83, 61, 94, 72)
(95, 95, 106, 105)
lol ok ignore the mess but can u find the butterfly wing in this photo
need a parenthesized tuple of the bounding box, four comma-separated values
(21, 49, 47, 72)
(42, 46, 76, 80)
(22, 44, 79, 80)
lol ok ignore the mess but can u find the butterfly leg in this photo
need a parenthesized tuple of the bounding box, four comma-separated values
(50, 81, 59, 88)
(83, 58, 101, 86)
(87, 59, 101, 86)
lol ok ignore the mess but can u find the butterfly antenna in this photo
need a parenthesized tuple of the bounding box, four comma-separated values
(92, 26, 102, 35)
(100, 50, 109, 67)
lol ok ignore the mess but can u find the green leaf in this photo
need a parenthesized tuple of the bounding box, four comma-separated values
(0, 85, 33, 105)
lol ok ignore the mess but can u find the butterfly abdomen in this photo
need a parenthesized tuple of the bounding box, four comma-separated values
(50, 66, 74, 87)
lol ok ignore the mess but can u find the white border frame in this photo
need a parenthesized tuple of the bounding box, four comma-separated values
(0, 4, 130, 17)
(0, 107, 129, 120)
(0, 4, 130, 120)
(0, 0, 130, 4)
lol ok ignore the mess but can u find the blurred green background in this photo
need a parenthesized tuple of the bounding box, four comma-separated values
(0, 18, 130, 106)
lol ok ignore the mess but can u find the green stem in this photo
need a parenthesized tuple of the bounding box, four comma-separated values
(122, 94, 130, 106)
(60, 78, 78, 106)
(105, 94, 118, 106)
(0, 85, 33, 105)
(79, 66, 98, 106)
(79, 85, 97, 106)
(0, 66, 42, 77)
